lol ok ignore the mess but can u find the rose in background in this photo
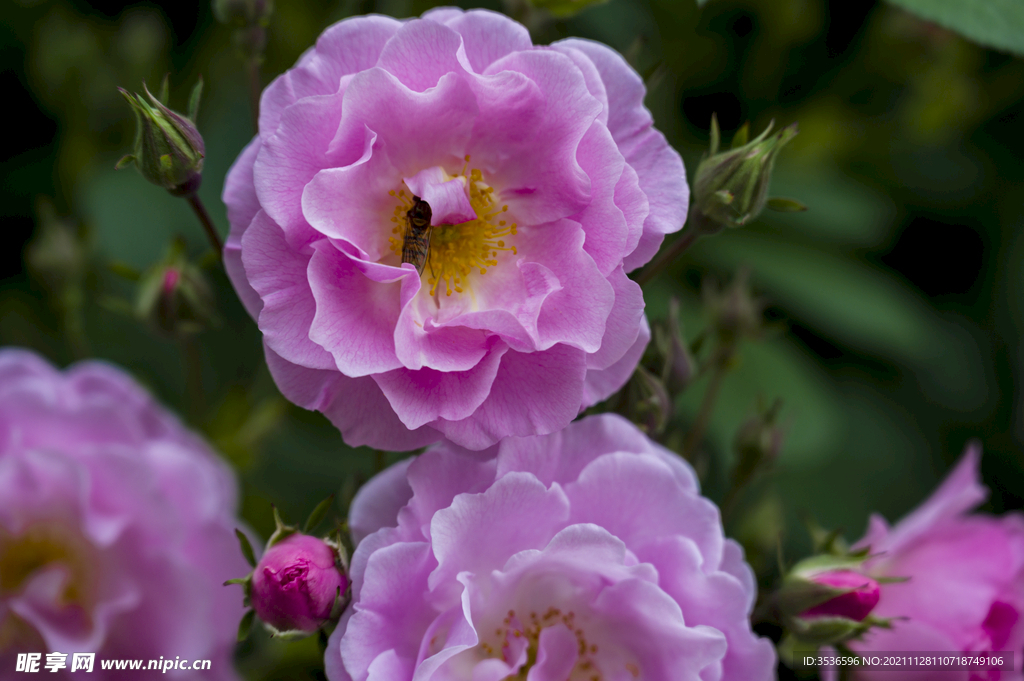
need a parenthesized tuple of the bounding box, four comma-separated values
(820, 445, 1024, 681)
(324, 413, 775, 681)
(0, 349, 248, 679)
(223, 7, 685, 451)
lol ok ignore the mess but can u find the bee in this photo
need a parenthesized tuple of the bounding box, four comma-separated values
(402, 196, 433, 275)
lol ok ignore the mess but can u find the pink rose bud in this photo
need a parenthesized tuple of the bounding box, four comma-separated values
(251, 534, 347, 634)
(801, 570, 880, 622)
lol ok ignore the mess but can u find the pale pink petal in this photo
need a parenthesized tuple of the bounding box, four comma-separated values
(348, 457, 414, 545)
(883, 444, 987, 554)
(307, 241, 405, 377)
(222, 136, 264, 318)
(428, 472, 571, 597)
(582, 315, 650, 407)
(437, 10, 532, 75)
(255, 89, 353, 244)
(403, 167, 476, 225)
(241, 211, 335, 370)
(375, 20, 466, 92)
(566, 452, 724, 567)
(259, 16, 402, 136)
(481, 50, 602, 226)
(374, 343, 508, 430)
(263, 344, 439, 451)
(433, 345, 589, 450)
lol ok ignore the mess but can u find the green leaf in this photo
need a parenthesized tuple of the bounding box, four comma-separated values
(235, 528, 257, 568)
(237, 609, 256, 641)
(885, 0, 1024, 57)
(692, 232, 936, 360)
(690, 231, 989, 411)
(767, 197, 808, 212)
(304, 495, 335, 534)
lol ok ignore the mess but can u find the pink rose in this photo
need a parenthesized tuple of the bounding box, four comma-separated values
(0, 349, 248, 679)
(324, 414, 775, 681)
(840, 445, 1024, 681)
(223, 8, 686, 451)
(251, 534, 348, 634)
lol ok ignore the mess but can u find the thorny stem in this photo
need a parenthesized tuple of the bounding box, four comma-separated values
(186, 193, 223, 259)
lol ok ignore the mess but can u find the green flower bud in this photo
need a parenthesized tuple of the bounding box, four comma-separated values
(731, 399, 784, 492)
(653, 298, 696, 395)
(626, 365, 671, 436)
(117, 79, 204, 197)
(693, 115, 799, 232)
(702, 269, 765, 346)
(135, 239, 217, 337)
(212, 0, 273, 27)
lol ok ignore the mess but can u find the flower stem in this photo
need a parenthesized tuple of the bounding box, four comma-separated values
(186, 193, 223, 259)
(636, 229, 700, 287)
(681, 346, 732, 460)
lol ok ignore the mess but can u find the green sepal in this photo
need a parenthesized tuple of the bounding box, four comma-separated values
(304, 495, 335, 534)
(237, 609, 256, 641)
(731, 121, 750, 148)
(157, 74, 170, 106)
(788, 614, 872, 647)
(709, 112, 721, 156)
(767, 197, 809, 212)
(187, 77, 203, 122)
(235, 528, 257, 568)
(114, 155, 135, 170)
(266, 506, 299, 548)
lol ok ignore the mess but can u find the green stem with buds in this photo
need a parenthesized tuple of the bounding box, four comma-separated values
(186, 194, 224, 259)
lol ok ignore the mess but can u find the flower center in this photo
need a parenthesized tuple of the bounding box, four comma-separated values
(480, 607, 607, 681)
(387, 159, 517, 297)
(0, 524, 95, 605)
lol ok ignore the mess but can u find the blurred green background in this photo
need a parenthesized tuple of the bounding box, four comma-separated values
(2, 0, 1023, 678)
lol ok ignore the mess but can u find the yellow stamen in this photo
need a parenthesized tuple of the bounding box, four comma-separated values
(387, 160, 518, 298)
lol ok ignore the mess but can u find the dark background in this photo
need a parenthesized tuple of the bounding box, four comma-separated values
(3, 0, 1023, 678)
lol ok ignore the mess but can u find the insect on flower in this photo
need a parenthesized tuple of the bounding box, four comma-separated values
(402, 195, 433, 275)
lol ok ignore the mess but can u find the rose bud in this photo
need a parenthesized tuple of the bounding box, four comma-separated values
(251, 534, 348, 635)
(801, 570, 881, 622)
(692, 115, 800, 233)
(117, 79, 205, 197)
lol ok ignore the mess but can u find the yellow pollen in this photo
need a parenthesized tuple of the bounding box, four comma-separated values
(386, 160, 517, 297)
(482, 606, 606, 681)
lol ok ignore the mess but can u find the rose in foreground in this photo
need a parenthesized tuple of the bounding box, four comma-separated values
(0, 349, 248, 679)
(223, 8, 686, 451)
(324, 413, 775, 681)
(250, 533, 348, 635)
(839, 445, 1024, 680)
